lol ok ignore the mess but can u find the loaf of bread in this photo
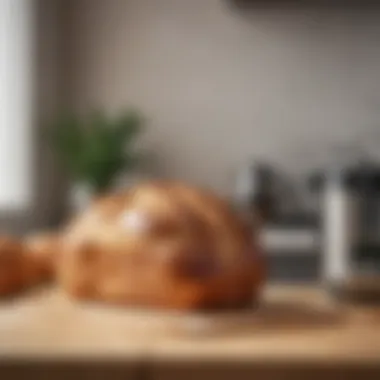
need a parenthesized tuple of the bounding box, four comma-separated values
(0, 237, 25, 295)
(24, 233, 62, 280)
(58, 181, 265, 310)
(0, 236, 49, 296)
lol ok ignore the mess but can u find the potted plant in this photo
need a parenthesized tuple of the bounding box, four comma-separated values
(47, 108, 143, 213)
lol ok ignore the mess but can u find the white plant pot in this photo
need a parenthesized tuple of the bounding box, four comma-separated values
(69, 182, 94, 215)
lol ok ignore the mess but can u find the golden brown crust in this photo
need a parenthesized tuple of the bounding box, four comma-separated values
(24, 233, 62, 280)
(0, 237, 25, 296)
(58, 181, 266, 310)
(0, 233, 59, 297)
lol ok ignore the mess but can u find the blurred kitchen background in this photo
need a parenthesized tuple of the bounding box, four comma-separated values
(3, 0, 380, 282)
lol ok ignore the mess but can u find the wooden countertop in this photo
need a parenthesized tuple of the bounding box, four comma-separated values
(0, 285, 380, 364)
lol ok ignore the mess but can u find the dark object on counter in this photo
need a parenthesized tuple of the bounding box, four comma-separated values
(309, 158, 380, 303)
(266, 212, 320, 229)
(309, 160, 380, 193)
(234, 161, 277, 226)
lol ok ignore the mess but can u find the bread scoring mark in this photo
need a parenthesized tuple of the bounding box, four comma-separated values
(119, 210, 150, 234)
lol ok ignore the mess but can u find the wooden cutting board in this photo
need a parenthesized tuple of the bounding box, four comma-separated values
(0, 285, 379, 363)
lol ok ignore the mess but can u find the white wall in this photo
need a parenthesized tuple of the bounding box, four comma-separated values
(65, 0, 380, 203)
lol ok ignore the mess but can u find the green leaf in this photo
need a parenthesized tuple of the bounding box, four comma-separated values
(46, 108, 144, 193)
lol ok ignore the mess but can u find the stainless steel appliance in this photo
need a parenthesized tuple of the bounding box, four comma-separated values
(311, 158, 380, 302)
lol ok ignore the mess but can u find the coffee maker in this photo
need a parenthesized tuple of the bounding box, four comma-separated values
(310, 157, 380, 302)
